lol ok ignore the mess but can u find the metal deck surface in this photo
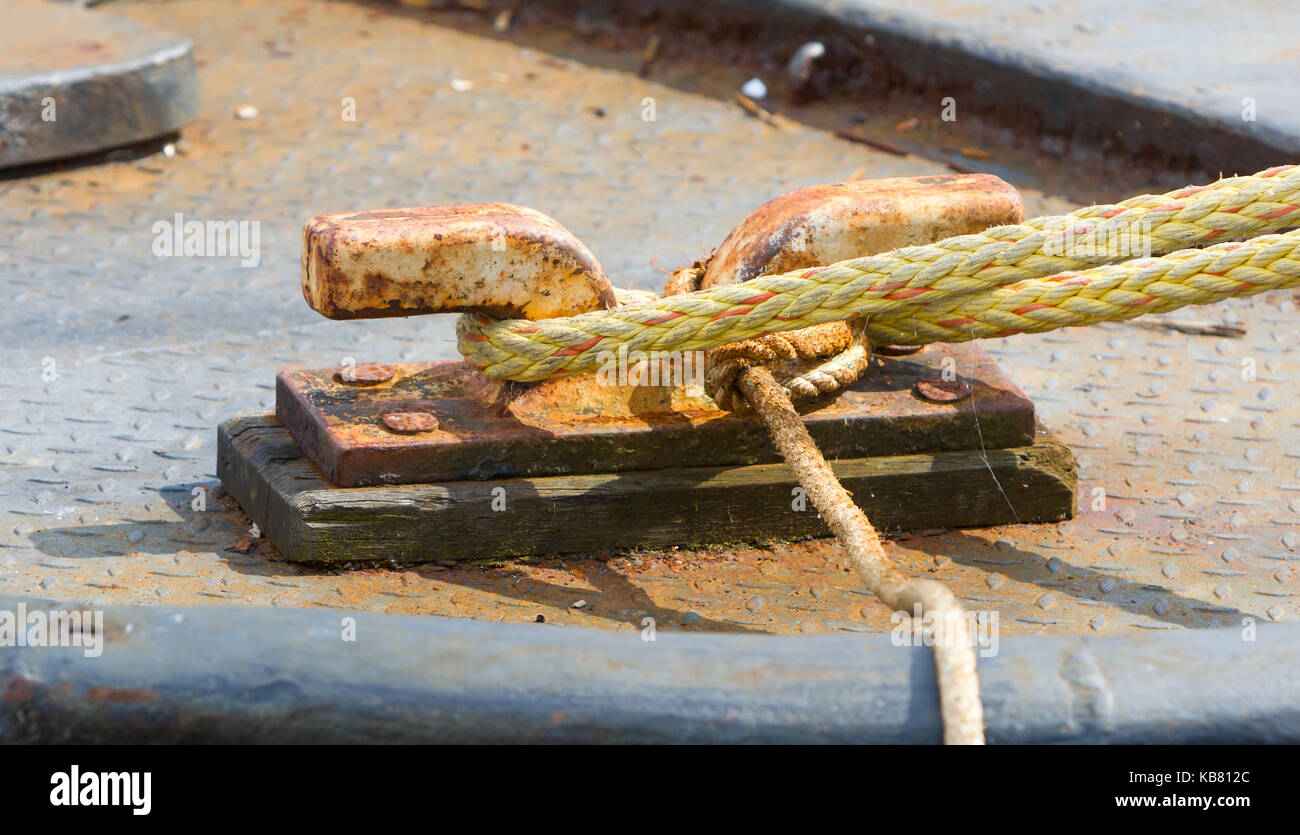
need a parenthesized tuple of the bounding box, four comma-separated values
(2, 0, 1296, 638)
(0, 0, 198, 168)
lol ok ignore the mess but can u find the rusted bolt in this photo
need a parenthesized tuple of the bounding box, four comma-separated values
(874, 344, 925, 357)
(335, 363, 395, 386)
(301, 203, 616, 321)
(380, 411, 440, 434)
(913, 377, 972, 404)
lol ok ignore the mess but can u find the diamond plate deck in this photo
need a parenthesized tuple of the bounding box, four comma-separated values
(0, 0, 1295, 638)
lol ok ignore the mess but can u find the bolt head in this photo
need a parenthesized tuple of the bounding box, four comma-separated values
(874, 344, 925, 357)
(380, 411, 440, 434)
(336, 363, 395, 386)
(913, 377, 972, 403)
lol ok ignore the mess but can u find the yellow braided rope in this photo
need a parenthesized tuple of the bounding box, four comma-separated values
(458, 166, 1300, 381)
(866, 231, 1300, 345)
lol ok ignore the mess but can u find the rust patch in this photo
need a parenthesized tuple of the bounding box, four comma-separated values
(301, 203, 616, 321)
(914, 377, 973, 403)
(698, 174, 1024, 364)
(380, 410, 440, 434)
(692, 173, 1025, 387)
(84, 685, 161, 705)
(3, 674, 37, 704)
(336, 363, 395, 386)
(701, 174, 1024, 289)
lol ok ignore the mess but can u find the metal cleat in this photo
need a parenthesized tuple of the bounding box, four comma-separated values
(218, 176, 1076, 563)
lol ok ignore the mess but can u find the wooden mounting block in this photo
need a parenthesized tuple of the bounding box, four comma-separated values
(217, 413, 1075, 564)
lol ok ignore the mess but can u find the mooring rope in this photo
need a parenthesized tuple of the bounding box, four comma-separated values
(456, 165, 1300, 745)
(866, 230, 1300, 345)
(668, 269, 983, 742)
(736, 364, 985, 743)
(458, 165, 1300, 381)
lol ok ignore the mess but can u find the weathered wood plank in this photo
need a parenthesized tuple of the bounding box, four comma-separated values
(218, 414, 1076, 564)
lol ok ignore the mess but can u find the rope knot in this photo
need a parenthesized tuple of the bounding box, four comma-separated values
(704, 323, 870, 410)
(664, 259, 873, 410)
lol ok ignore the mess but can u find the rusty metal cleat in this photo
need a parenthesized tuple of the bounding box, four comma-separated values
(218, 179, 1076, 564)
(301, 203, 617, 320)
